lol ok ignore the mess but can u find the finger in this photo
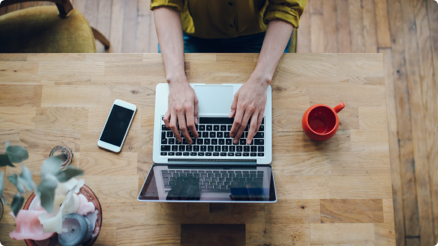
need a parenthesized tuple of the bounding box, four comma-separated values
(257, 109, 264, 132)
(178, 112, 192, 144)
(230, 104, 244, 139)
(194, 97, 199, 125)
(234, 112, 251, 144)
(229, 93, 238, 118)
(185, 104, 198, 139)
(246, 112, 259, 145)
(169, 111, 181, 143)
(163, 110, 171, 129)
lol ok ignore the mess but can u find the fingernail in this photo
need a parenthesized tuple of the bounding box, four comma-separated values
(247, 140, 251, 145)
(234, 140, 238, 144)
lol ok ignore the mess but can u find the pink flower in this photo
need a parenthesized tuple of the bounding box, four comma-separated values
(9, 210, 54, 241)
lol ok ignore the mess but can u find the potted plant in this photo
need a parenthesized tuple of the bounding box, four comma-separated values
(0, 141, 102, 246)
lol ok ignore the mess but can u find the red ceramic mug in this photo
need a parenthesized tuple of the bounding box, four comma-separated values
(302, 102, 345, 141)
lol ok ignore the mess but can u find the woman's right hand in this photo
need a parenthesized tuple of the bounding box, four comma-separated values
(163, 78, 199, 144)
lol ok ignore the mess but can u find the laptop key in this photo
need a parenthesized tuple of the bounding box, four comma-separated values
(208, 146, 214, 151)
(210, 132, 216, 138)
(161, 139, 167, 144)
(250, 153, 257, 156)
(161, 145, 171, 151)
(162, 125, 169, 130)
(251, 146, 257, 152)
(228, 153, 234, 156)
(203, 132, 209, 138)
(222, 146, 228, 152)
(172, 146, 178, 151)
(167, 131, 173, 137)
(179, 146, 185, 151)
(197, 139, 203, 145)
(221, 125, 227, 131)
(213, 153, 219, 156)
(237, 146, 242, 152)
(193, 146, 199, 151)
(226, 139, 232, 145)
(206, 152, 212, 156)
(219, 139, 225, 145)
(244, 146, 250, 152)
(243, 153, 249, 156)
(199, 125, 205, 131)
(186, 146, 192, 151)
(183, 152, 190, 156)
(259, 125, 264, 131)
(224, 132, 230, 138)
(228, 125, 232, 131)
(258, 153, 264, 156)
(205, 139, 211, 145)
(161, 132, 166, 140)
(258, 146, 264, 152)
(217, 132, 223, 138)
(198, 152, 205, 156)
(254, 139, 264, 145)
(236, 153, 242, 156)
(161, 152, 167, 156)
(239, 139, 246, 145)
(230, 146, 235, 151)
(207, 125, 212, 131)
(183, 139, 189, 144)
(220, 153, 227, 156)
(215, 146, 221, 152)
(212, 139, 218, 145)
(254, 132, 264, 138)
(201, 146, 206, 151)
(176, 152, 182, 156)
(168, 152, 175, 156)
(214, 125, 220, 131)
(190, 153, 197, 156)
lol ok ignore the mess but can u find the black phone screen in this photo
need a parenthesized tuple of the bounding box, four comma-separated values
(100, 105, 135, 147)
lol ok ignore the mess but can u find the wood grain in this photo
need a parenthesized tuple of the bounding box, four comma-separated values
(320, 199, 384, 223)
(181, 224, 245, 246)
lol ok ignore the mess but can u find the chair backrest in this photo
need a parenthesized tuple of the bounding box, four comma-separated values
(288, 27, 298, 53)
(0, 0, 73, 17)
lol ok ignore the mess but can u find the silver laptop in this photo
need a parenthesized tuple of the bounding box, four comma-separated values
(138, 83, 277, 203)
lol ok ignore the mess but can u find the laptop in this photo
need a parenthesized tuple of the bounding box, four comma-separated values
(138, 83, 277, 203)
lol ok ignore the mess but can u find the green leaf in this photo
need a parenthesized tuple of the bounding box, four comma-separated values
(8, 174, 25, 194)
(0, 170, 4, 197)
(41, 156, 63, 178)
(36, 174, 58, 213)
(19, 163, 35, 191)
(11, 193, 24, 217)
(6, 145, 29, 163)
(0, 154, 14, 167)
(55, 166, 84, 183)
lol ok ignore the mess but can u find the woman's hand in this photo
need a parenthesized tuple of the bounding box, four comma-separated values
(163, 78, 198, 144)
(229, 75, 269, 145)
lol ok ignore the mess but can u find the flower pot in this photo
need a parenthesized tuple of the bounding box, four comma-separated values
(22, 185, 102, 246)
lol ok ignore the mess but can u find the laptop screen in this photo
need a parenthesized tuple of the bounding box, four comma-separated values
(138, 164, 276, 202)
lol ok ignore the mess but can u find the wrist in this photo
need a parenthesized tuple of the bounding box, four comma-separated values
(166, 71, 188, 85)
(250, 69, 272, 87)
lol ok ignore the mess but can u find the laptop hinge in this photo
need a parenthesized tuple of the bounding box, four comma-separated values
(167, 159, 257, 166)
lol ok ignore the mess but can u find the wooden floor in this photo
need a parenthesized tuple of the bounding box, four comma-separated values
(1, 0, 438, 245)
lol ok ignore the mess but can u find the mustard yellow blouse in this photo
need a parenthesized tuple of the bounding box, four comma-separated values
(150, 0, 307, 39)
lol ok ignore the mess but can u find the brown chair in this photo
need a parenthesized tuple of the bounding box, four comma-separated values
(0, 0, 110, 53)
(288, 27, 298, 53)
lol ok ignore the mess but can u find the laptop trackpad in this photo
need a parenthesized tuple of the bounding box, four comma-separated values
(194, 85, 234, 115)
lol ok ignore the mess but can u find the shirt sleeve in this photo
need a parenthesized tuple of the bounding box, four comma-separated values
(264, 0, 308, 28)
(150, 0, 184, 12)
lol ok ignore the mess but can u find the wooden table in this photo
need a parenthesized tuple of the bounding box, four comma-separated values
(0, 53, 395, 245)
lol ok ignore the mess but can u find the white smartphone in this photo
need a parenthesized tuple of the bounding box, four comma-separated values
(97, 99, 137, 153)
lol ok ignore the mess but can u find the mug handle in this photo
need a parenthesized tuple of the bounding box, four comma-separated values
(333, 102, 345, 113)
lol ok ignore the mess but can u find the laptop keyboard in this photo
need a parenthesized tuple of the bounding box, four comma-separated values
(160, 117, 265, 157)
(161, 169, 264, 192)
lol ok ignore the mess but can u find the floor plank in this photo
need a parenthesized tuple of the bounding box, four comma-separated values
(336, 0, 352, 53)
